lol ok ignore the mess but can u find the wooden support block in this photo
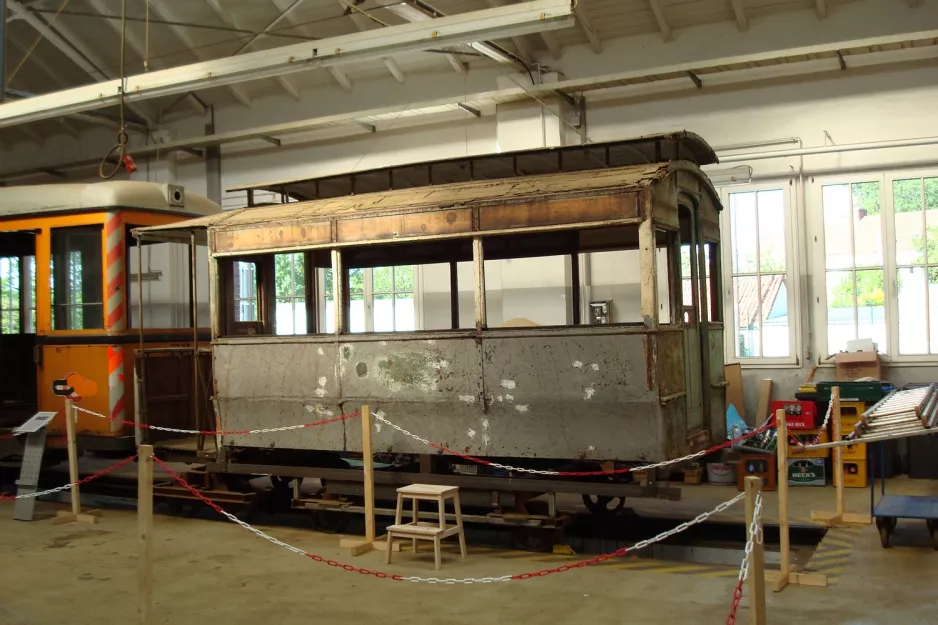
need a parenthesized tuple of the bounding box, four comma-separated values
(766, 569, 828, 591)
(344, 539, 375, 556)
(842, 512, 872, 525)
(809, 510, 843, 526)
(755, 379, 773, 425)
(52, 509, 101, 525)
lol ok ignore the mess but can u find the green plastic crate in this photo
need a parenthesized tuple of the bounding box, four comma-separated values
(816, 381, 893, 403)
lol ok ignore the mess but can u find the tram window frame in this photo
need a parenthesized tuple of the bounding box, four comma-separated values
(330, 240, 472, 334)
(479, 227, 677, 328)
(0, 255, 36, 334)
(126, 233, 201, 330)
(50, 225, 104, 331)
(219, 251, 326, 337)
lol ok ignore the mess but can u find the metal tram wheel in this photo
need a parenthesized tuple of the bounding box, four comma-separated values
(582, 494, 626, 516)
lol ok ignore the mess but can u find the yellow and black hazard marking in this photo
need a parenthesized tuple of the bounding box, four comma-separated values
(804, 525, 863, 585)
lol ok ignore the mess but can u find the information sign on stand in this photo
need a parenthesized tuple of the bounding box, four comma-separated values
(12, 412, 58, 521)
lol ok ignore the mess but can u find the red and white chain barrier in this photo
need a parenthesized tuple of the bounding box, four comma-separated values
(373, 413, 773, 477)
(790, 398, 833, 448)
(73, 405, 360, 436)
(725, 492, 764, 625)
(0, 454, 138, 502)
(153, 453, 745, 585)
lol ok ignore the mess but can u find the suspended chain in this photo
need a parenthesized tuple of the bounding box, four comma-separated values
(153, 455, 744, 585)
(726, 492, 763, 625)
(374, 413, 771, 477)
(73, 405, 360, 436)
(0, 454, 138, 501)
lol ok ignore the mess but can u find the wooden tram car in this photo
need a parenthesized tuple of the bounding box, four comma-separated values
(0, 181, 221, 459)
(135, 131, 726, 522)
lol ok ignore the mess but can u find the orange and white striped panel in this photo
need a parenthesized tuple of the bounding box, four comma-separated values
(105, 212, 125, 433)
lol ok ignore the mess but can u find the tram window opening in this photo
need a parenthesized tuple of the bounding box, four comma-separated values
(127, 237, 209, 330)
(274, 252, 307, 335)
(332, 240, 472, 333)
(234, 261, 259, 323)
(0, 255, 35, 334)
(51, 226, 103, 330)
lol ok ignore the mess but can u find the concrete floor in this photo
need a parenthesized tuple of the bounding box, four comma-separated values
(2, 479, 937, 625)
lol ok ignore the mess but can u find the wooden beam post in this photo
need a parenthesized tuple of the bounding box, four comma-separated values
(472, 237, 487, 331)
(744, 476, 766, 625)
(340, 404, 380, 555)
(768, 408, 827, 590)
(54, 398, 99, 525)
(638, 217, 658, 330)
(138, 444, 154, 625)
(810, 386, 871, 526)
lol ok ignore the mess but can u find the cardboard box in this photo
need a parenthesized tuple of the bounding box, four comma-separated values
(788, 458, 827, 486)
(770, 400, 817, 430)
(789, 429, 830, 458)
(834, 351, 882, 381)
(843, 460, 868, 488)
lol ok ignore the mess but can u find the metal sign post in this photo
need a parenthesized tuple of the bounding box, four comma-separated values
(11, 411, 57, 521)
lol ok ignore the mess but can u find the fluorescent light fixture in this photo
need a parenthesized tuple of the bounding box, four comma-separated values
(706, 165, 753, 187)
(0, 0, 573, 128)
(468, 41, 516, 65)
(386, 2, 434, 22)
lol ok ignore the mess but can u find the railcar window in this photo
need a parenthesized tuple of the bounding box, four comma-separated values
(50, 226, 104, 330)
(484, 254, 571, 327)
(127, 239, 208, 329)
(274, 253, 306, 335)
(234, 261, 259, 322)
(0, 256, 34, 333)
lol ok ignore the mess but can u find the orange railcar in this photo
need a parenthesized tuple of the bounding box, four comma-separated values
(0, 181, 220, 453)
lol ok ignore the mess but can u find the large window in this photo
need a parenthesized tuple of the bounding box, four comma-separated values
(233, 261, 258, 323)
(128, 239, 208, 329)
(322, 265, 416, 333)
(0, 257, 34, 333)
(821, 181, 886, 355)
(51, 226, 103, 330)
(893, 176, 938, 355)
(274, 253, 306, 335)
(722, 186, 795, 361)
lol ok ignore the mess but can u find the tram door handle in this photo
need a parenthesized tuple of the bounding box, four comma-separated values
(33, 345, 43, 366)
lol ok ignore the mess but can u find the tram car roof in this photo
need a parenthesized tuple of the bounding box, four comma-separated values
(0, 180, 222, 219)
(136, 158, 722, 251)
(227, 130, 718, 203)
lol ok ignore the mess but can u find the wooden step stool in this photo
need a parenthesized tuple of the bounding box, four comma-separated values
(386, 484, 467, 570)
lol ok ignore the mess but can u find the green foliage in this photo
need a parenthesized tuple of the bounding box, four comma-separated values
(894, 177, 938, 214)
(851, 181, 881, 216)
(274, 253, 305, 297)
(830, 271, 885, 308)
(910, 224, 938, 283)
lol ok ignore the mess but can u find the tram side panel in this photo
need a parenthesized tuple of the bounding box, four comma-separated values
(215, 331, 677, 463)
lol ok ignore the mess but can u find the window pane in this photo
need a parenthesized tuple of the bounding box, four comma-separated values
(51, 226, 103, 330)
(348, 268, 365, 294)
(732, 276, 760, 357)
(129, 242, 194, 329)
(856, 269, 886, 351)
(349, 294, 366, 332)
(730, 191, 757, 273)
(235, 262, 256, 299)
(852, 182, 883, 267)
(826, 270, 855, 354)
(898, 267, 927, 355)
(395, 292, 415, 331)
(323, 268, 334, 298)
(762, 276, 789, 358)
(26, 255, 36, 333)
(0, 258, 20, 334)
(372, 267, 393, 293)
(823, 185, 853, 270)
(373, 292, 393, 332)
(324, 297, 335, 333)
(238, 300, 257, 322)
(584, 251, 641, 324)
(894, 179, 924, 266)
(930, 268, 938, 354)
(757, 190, 786, 272)
(294, 299, 307, 334)
(275, 253, 304, 297)
(395, 265, 414, 292)
(275, 297, 294, 335)
(486, 255, 569, 327)
(926, 178, 938, 265)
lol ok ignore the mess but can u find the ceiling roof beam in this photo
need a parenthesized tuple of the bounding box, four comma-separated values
(6, 0, 157, 128)
(343, 1, 407, 83)
(816, 0, 828, 18)
(207, 0, 302, 101)
(482, 0, 534, 62)
(383, 1, 473, 73)
(647, 0, 672, 42)
(0, 0, 574, 128)
(329, 67, 353, 91)
(146, 2, 253, 108)
(729, 0, 749, 31)
(574, 5, 602, 54)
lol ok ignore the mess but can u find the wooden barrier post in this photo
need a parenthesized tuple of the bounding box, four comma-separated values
(768, 409, 827, 591)
(811, 386, 871, 526)
(53, 398, 99, 525)
(340, 405, 396, 556)
(744, 476, 766, 625)
(138, 444, 154, 625)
